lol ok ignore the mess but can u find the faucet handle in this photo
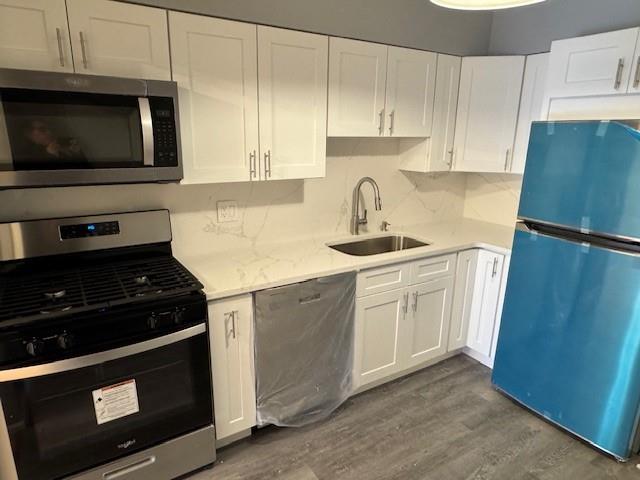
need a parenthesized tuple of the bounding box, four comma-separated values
(381, 221, 391, 232)
(360, 209, 368, 225)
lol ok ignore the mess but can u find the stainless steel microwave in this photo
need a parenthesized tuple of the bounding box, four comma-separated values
(0, 68, 182, 188)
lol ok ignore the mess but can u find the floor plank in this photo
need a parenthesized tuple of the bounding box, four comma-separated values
(188, 355, 640, 480)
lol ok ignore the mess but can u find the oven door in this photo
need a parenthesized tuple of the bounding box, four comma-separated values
(0, 324, 213, 480)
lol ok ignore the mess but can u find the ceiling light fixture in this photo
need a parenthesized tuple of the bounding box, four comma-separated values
(430, 0, 545, 10)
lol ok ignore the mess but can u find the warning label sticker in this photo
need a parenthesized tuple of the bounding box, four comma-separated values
(92, 379, 140, 425)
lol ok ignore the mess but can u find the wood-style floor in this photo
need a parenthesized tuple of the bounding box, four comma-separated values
(189, 355, 640, 480)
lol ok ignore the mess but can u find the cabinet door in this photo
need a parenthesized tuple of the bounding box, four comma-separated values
(66, 0, 171, 80)
(466, 251, 505, 358)
(511, 53, 549, 174)
(257, 26, 328, 180)
(431, 54, 461, 171)
(328, 38, 388, 137)
(384, 47, 436, 137)
(403, 277, 453, 369)
(629, 33, 640, 93)
(354, 289, 406, 388)
(449, 250, 478, 351)
(208, 294, 256, 441)
(453, 56, 524, 173)
(170, 12, 259, 184)
(546, 28, 639, 99)
(0, 0, 73, 72)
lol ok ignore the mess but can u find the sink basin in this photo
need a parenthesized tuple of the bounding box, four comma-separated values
(328, 235, 430, 256)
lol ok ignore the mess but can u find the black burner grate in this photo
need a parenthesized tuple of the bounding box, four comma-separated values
(0, 257, 202, 324)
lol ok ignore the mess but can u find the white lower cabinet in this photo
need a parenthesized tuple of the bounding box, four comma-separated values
(452, 249, 510, 368)
(353, 289, 406, 387)
(208, 294, 256, 442)
(448, 249, 478, 351)
(353, 254, 454, 389)
(403, 277, 453, 369)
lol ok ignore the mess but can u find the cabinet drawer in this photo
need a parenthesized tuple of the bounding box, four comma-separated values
(409, 254, 455, 285)
(357, 263, 410, 297)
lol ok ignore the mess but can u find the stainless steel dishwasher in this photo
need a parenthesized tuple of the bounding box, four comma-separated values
(254, 272, 356, 427)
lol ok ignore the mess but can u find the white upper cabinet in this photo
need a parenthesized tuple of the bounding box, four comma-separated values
(453, 56, 525, 173)
(257, 26, 328, 180)
(328, 38, 388, 137)
(398, 54, 461, 172)
(66, 0, 171, 80)
(630, 33, 640, 93)
(0, 0, 73, 72)
(511, 53, 549, 175)
(328, 39, 437, 138)
(385, 47, 437, 137)
(169, 13, 259, 184)
(545, 28, 640, 103)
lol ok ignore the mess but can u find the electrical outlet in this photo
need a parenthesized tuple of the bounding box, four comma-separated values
(217, 200, 239, 223)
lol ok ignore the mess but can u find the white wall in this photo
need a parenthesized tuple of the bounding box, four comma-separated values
(125, 0, 492, 55)
(463, 174, 522, 227)
(490, 0, 640, 55)
(1, 140, 467, 259)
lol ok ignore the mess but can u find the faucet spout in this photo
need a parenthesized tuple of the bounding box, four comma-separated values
(351, 177, 383, 235)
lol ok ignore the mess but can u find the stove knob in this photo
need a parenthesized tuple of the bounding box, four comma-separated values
(57, 333, 75, 350)
(148, 315, 158, 329)
(26, 338, 44, 357)
(173, 308, 185, 325)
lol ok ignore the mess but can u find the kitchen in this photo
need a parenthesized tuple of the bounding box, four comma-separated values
(1, 0, 640, 478)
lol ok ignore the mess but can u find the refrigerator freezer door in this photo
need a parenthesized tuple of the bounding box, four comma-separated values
(493, 228, 640, 459)
(520, 121, 640, 240)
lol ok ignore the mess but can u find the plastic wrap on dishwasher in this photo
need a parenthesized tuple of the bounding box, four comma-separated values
(254, 271, 356, 427)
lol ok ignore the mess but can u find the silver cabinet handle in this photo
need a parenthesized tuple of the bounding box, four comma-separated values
(378, 109, 385, 136)
(264, 150, 271, 178)
(225, 311, 238, 339)
(402, 292, 409, 315)
(504, 148, 511, 171)
(492, 257, 498, 278)
(412, 291, 418, 313)
(447, 149, 454, 168)
(56, 27, 65, 67)
(634, 57, 640, 89)
(388, 110, 395, 136)
(79, 31, 88, 69)
(249, 150, 256, 179)
(615, 58, 624, 90)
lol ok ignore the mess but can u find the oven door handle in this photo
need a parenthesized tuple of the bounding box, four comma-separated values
(139, 97, 155, 167)
(0, 324, 205, 382)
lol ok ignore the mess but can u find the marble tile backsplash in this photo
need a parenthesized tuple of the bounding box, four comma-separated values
(463, 173, 523, 227)
(0, 139, 469, 259)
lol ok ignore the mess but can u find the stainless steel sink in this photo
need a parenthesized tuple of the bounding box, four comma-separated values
(328, 235, 430, 256)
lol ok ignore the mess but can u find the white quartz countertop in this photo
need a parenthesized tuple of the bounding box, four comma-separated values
(177, 218, 515, 301)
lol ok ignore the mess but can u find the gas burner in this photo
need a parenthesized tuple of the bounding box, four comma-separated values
(134, 276, 151, 287)
(40, 305, 73, 315)
(44, 290, 67, 301)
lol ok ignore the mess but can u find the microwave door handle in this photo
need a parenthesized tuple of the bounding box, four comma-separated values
(0, 399, 18, 480)
(0, 324, 205, 382)
(138, 97, 154, 167)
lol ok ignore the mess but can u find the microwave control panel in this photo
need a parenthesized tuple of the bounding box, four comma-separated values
(150, 97, 178, 167)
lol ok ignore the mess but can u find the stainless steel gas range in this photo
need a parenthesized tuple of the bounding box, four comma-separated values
(0, 210, 215, 480)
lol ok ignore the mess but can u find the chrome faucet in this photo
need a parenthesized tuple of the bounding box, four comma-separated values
(351, 177, 382, 235)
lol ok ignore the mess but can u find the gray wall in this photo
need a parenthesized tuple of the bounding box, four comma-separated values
(126, 0, 492, 55)
(489, 0, 640, 55)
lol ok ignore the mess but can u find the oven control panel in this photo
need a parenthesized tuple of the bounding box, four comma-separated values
(0, 294, 207, 367)
(59, 221, 120, 240)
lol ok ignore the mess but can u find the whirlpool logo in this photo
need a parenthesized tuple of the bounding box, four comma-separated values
(118, 439, 137, 450)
